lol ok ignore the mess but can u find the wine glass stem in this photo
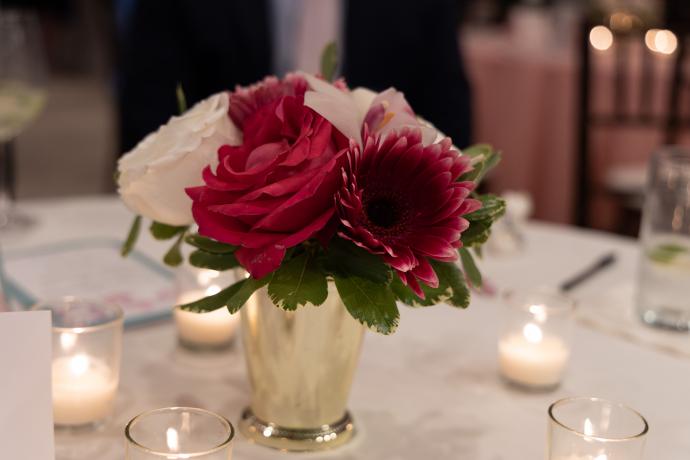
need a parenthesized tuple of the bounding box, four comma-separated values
(0, 141, 16, 227)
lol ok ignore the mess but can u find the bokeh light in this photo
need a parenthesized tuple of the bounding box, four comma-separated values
(645, 29, 678, 55)
(590, 26, 614, 51)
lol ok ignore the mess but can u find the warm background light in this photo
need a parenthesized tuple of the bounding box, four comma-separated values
(645, 29, 678, 55)
(590, 26, 614, 51)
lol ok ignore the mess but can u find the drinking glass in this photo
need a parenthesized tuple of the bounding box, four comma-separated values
(547, 397, 648, 460)
(636, 147, 690, 330)
(33, 297, 124, 428)
(125, 407, 235, 459)
(0, 9, 47, 231)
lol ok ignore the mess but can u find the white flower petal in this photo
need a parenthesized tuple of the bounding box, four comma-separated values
(117, 92, 239, 225)
(301, 73, 363, 146)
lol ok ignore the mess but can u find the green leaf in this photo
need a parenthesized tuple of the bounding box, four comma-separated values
(431, 260, 470, 308)
(150, 221, 187, 240)
(226, 276, 270, 313)
(320, 42, 338, 82)
(163, 232, 186, 267)
(390, 276, 441, 307)
(176, 82, 187, 114)
(459, 247, 482, 288)
(189, 249, 240, 271)
(334, 274, 399, 334)
(121, 215, 142, 257)
(268, 252, 328, 311)
(185, 234, 236, 254)
(322, 237, 392, 284)
(460, 144, 502, 185)
(461, 220, 492, 247)
(466, 195, 506, 222)
(462, 144, 493, 158)
(390, 261, 470, 309)
(179, 281, 245, 313)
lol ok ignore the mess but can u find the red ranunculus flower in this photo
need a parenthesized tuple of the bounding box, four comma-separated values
(337, 129, 481, 296)
(187, 75, 349, 278)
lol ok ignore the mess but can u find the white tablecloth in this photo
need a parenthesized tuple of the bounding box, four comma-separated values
(3, 196, 689, 460)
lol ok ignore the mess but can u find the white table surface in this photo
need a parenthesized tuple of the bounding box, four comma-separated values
(3, 196, 689, 460)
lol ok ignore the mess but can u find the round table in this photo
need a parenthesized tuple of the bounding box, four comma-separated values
(3, 196, 689, 459)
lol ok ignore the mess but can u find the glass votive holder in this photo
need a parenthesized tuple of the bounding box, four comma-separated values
(33, 297, 123, 428)
(174, 268, 240, 351)
(125, 407, 235, 459)
(498, 289, 575, 390)
(547, 397, 649, 459)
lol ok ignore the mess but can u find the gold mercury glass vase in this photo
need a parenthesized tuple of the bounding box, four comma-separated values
(239, 282, 365, 452)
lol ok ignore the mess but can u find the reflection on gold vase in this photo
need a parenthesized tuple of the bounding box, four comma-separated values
(239, 283, 365, 452)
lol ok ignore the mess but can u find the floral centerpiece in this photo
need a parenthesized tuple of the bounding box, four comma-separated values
(117, 47, 504, 451)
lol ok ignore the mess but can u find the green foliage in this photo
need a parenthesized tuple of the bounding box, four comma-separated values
(431, 260, 470, 308)
(189, 249, 239, 271)
(163, 232, 186, 267)
(176, 83, 187, 114)
(321, 238, 392, 284)
(462, 195, 506, 248)
(226, 277, 270, 313)
(150, 221, 187, 240)
(268, 252, 328, 311)
(461, 220, 492, 247)
(179, 276, 269, 314)
(460, 144, 501, 185)
(185, 234, 236, 254)
(390, 261, 470, 309)
(459, 248, 482, 288)
(121, 215, 141, 257)
(466, 195, 506, 222)
(179, 281, 245, 313)
(320, 42, 338, 82)
(334, 274, 399, 335)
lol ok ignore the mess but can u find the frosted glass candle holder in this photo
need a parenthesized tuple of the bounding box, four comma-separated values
(174, 268, 240, 351)
(33, 297, 123, 428)
(547, 397, 648, 460)
(498, 289, 575, 390)
(125, 407, 234, 459)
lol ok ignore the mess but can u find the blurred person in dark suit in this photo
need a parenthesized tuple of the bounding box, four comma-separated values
(118, 0, 472, 153)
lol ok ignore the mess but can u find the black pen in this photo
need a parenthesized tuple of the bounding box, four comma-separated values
(559, 252, 617, 293)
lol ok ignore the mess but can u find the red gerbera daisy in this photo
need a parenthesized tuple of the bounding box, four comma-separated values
(337, 129, 481, 297)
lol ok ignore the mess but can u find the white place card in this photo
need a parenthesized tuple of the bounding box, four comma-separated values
(0, 311, 55, 460)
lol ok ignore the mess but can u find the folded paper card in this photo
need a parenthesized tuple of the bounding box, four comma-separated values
(0, 311, 54, 460)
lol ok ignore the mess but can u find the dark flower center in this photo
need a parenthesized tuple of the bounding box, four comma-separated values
(366, 197, 400, 228)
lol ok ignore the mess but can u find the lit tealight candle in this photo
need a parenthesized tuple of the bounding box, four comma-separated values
(498, 291, 575, 390)
(174, 284, 240, 350)
(52, 353, 118, 426)
(499, 321, 570, 388)
(33, 298, 123, 428)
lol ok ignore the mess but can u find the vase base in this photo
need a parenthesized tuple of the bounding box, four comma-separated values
(239, 408, 356, 452)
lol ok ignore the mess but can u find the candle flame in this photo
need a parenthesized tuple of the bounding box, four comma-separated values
(584, 418, 595, 436)
(68, 354, 90, 376)
(60, 332, 77, 351)
(594, 455, 608, 460)
(197, 269, 220, 285)
(166, 427, 180, 452)
(528, 304, 548, 323)
(205, 285, 221, 296)
(522, 322, 543, 344)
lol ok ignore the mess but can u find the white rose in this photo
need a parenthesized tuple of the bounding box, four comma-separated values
(117, 92, 241, 226)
